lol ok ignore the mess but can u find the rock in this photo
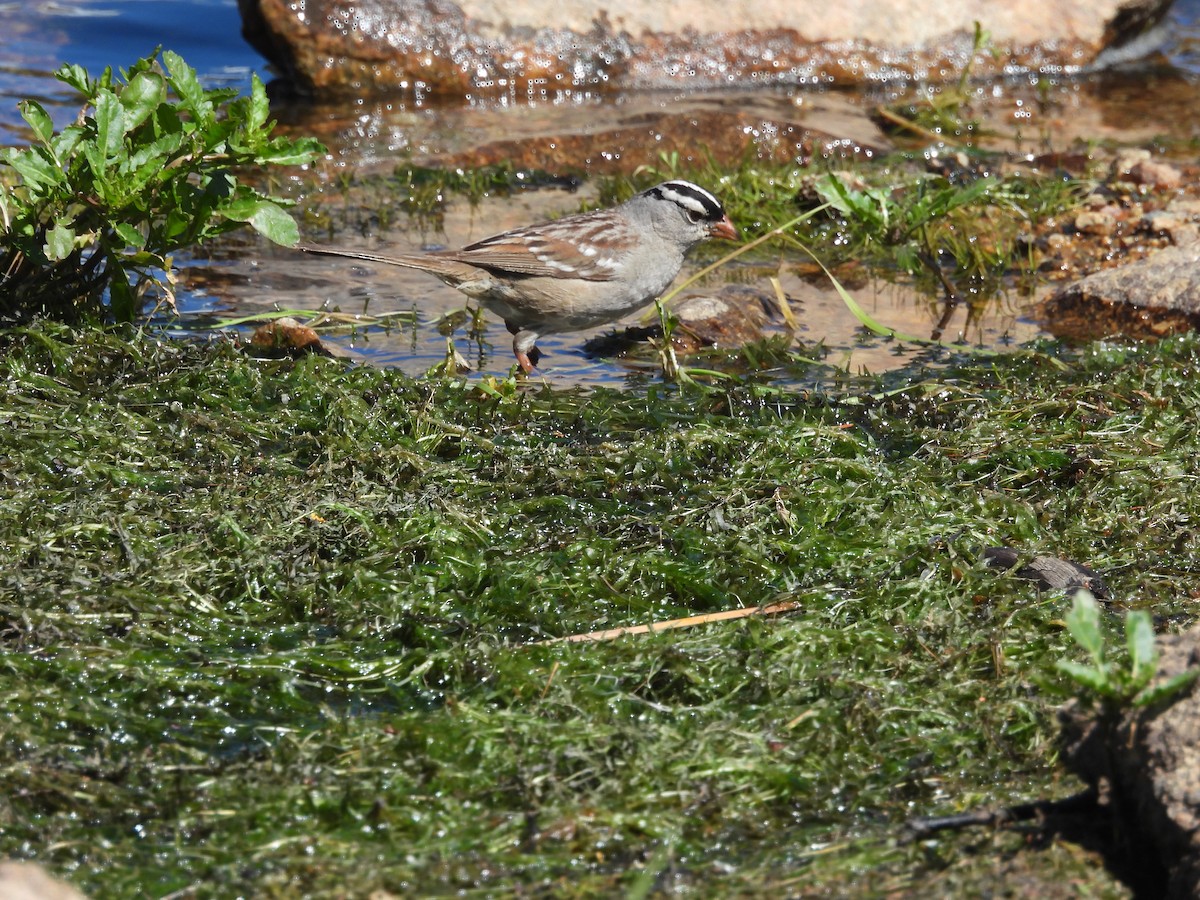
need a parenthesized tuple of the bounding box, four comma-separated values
(1128, 159, 1184, 190)
(1060, 625, 1200, 899)
(0, 862, 88, 900)
(668, 286, 789, 352)
(1038, 242, 1200, 342)
(239, 0, 1173, 98)
(582, 285, 789, 357)
(248, 317, 352, 358)
(1073, 208, 1117, 236)
(431, 109, 877, 175)
(1113, 148, 1184, 190)
(1140, 197, 1200, 247)
(981, 547, 1111, 599)
(1141, 208, 1200, 246)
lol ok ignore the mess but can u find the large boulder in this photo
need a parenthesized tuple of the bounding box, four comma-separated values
(240, 0, 1175, 97)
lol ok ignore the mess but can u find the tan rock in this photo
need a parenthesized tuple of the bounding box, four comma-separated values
(248, 316, 352, 358)
(457, 0, 1145, 46)
(0, 862, 88, 900)
(1039, 241, 1200, 341)
(1061, 625, 1200, 899)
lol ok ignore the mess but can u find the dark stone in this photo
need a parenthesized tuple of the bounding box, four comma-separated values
(982, 547, 1111, 599)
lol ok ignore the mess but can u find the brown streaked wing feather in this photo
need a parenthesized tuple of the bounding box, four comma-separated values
(454, 213, 633, 281)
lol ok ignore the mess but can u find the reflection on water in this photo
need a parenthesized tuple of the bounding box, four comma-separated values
(4, 0, 1200, 386)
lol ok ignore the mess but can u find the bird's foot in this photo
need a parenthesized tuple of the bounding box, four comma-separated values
(514, 345, 542, 375)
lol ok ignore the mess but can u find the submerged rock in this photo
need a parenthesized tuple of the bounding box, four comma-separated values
(239, 0, 1173, 98)
(430, 109, 877, 174)
(247, 317, 353, 359)
(583, 285, 789, 358)
(667, 287, 790, 353)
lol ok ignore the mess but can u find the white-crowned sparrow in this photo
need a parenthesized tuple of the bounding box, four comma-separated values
(299, 180, 738, 372)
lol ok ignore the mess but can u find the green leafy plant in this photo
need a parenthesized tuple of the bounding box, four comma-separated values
(811, 168, 1088, 309)
(1056, 591, 1200, 709)
(0, 49, 323, 323)
(814, 170, 1006, 296)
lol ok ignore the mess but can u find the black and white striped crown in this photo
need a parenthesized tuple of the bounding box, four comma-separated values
(643, 180, 725, 222)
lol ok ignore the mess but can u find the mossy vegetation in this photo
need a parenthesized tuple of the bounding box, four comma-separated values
(3, 324, 1198, 895)
(2, 44, 1194, 898)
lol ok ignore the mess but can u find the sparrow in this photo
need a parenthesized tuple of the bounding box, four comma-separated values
(300, 180, 738, 372)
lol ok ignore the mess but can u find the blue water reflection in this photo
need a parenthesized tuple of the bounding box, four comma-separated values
(0, 0, 256, 143)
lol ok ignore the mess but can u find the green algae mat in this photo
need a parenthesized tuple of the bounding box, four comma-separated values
(3, 326, 1196, 897)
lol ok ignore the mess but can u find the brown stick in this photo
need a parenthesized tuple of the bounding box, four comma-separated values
(533, 600, 801, 646)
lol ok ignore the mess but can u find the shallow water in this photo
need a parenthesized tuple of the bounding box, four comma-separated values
(5, 0, 1200, 385)
(214, 186, 1047, 385)
(0, 0, 250, 143)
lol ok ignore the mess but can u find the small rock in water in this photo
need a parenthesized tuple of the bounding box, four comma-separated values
(583, 285, 792, 358)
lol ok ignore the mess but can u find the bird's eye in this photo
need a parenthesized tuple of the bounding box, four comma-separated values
(685, 208, 704, 223)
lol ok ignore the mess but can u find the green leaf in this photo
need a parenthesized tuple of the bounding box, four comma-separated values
(50, 125, 85, 162)
(120, 71, 167, 133)
(95, 89, 125, 160)
(1055, 660, 1113, 696)
(95, 65, 116, 92)
(114, 223, 146, 250)
(44, 224, 76, 261)
(82, 141, 110, 191)
(256, 136, 325, 167)
(122, 131, 185, 180)
(247, 73, 269, 135)
(106, 260, 139, 321)
(814, 174, 860, 218)
(151, 103, 184, 140)
(1126, 610, 1158, 687)
(5, 147, 66, 192)
(162, 50, 212, 126)
(222, 199, 299, 246)
(18, 100, 55, 146)
(55, 63, 93, 96)
(1134, 668, 1200, 709)
(1064, 590, 1104, 663)
(121, 47, 162, 80)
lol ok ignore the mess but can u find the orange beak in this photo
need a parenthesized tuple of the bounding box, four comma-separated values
(709, 214, 739, 242)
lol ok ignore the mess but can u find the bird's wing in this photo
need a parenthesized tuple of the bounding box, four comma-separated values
(454, 216, 631, 282)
